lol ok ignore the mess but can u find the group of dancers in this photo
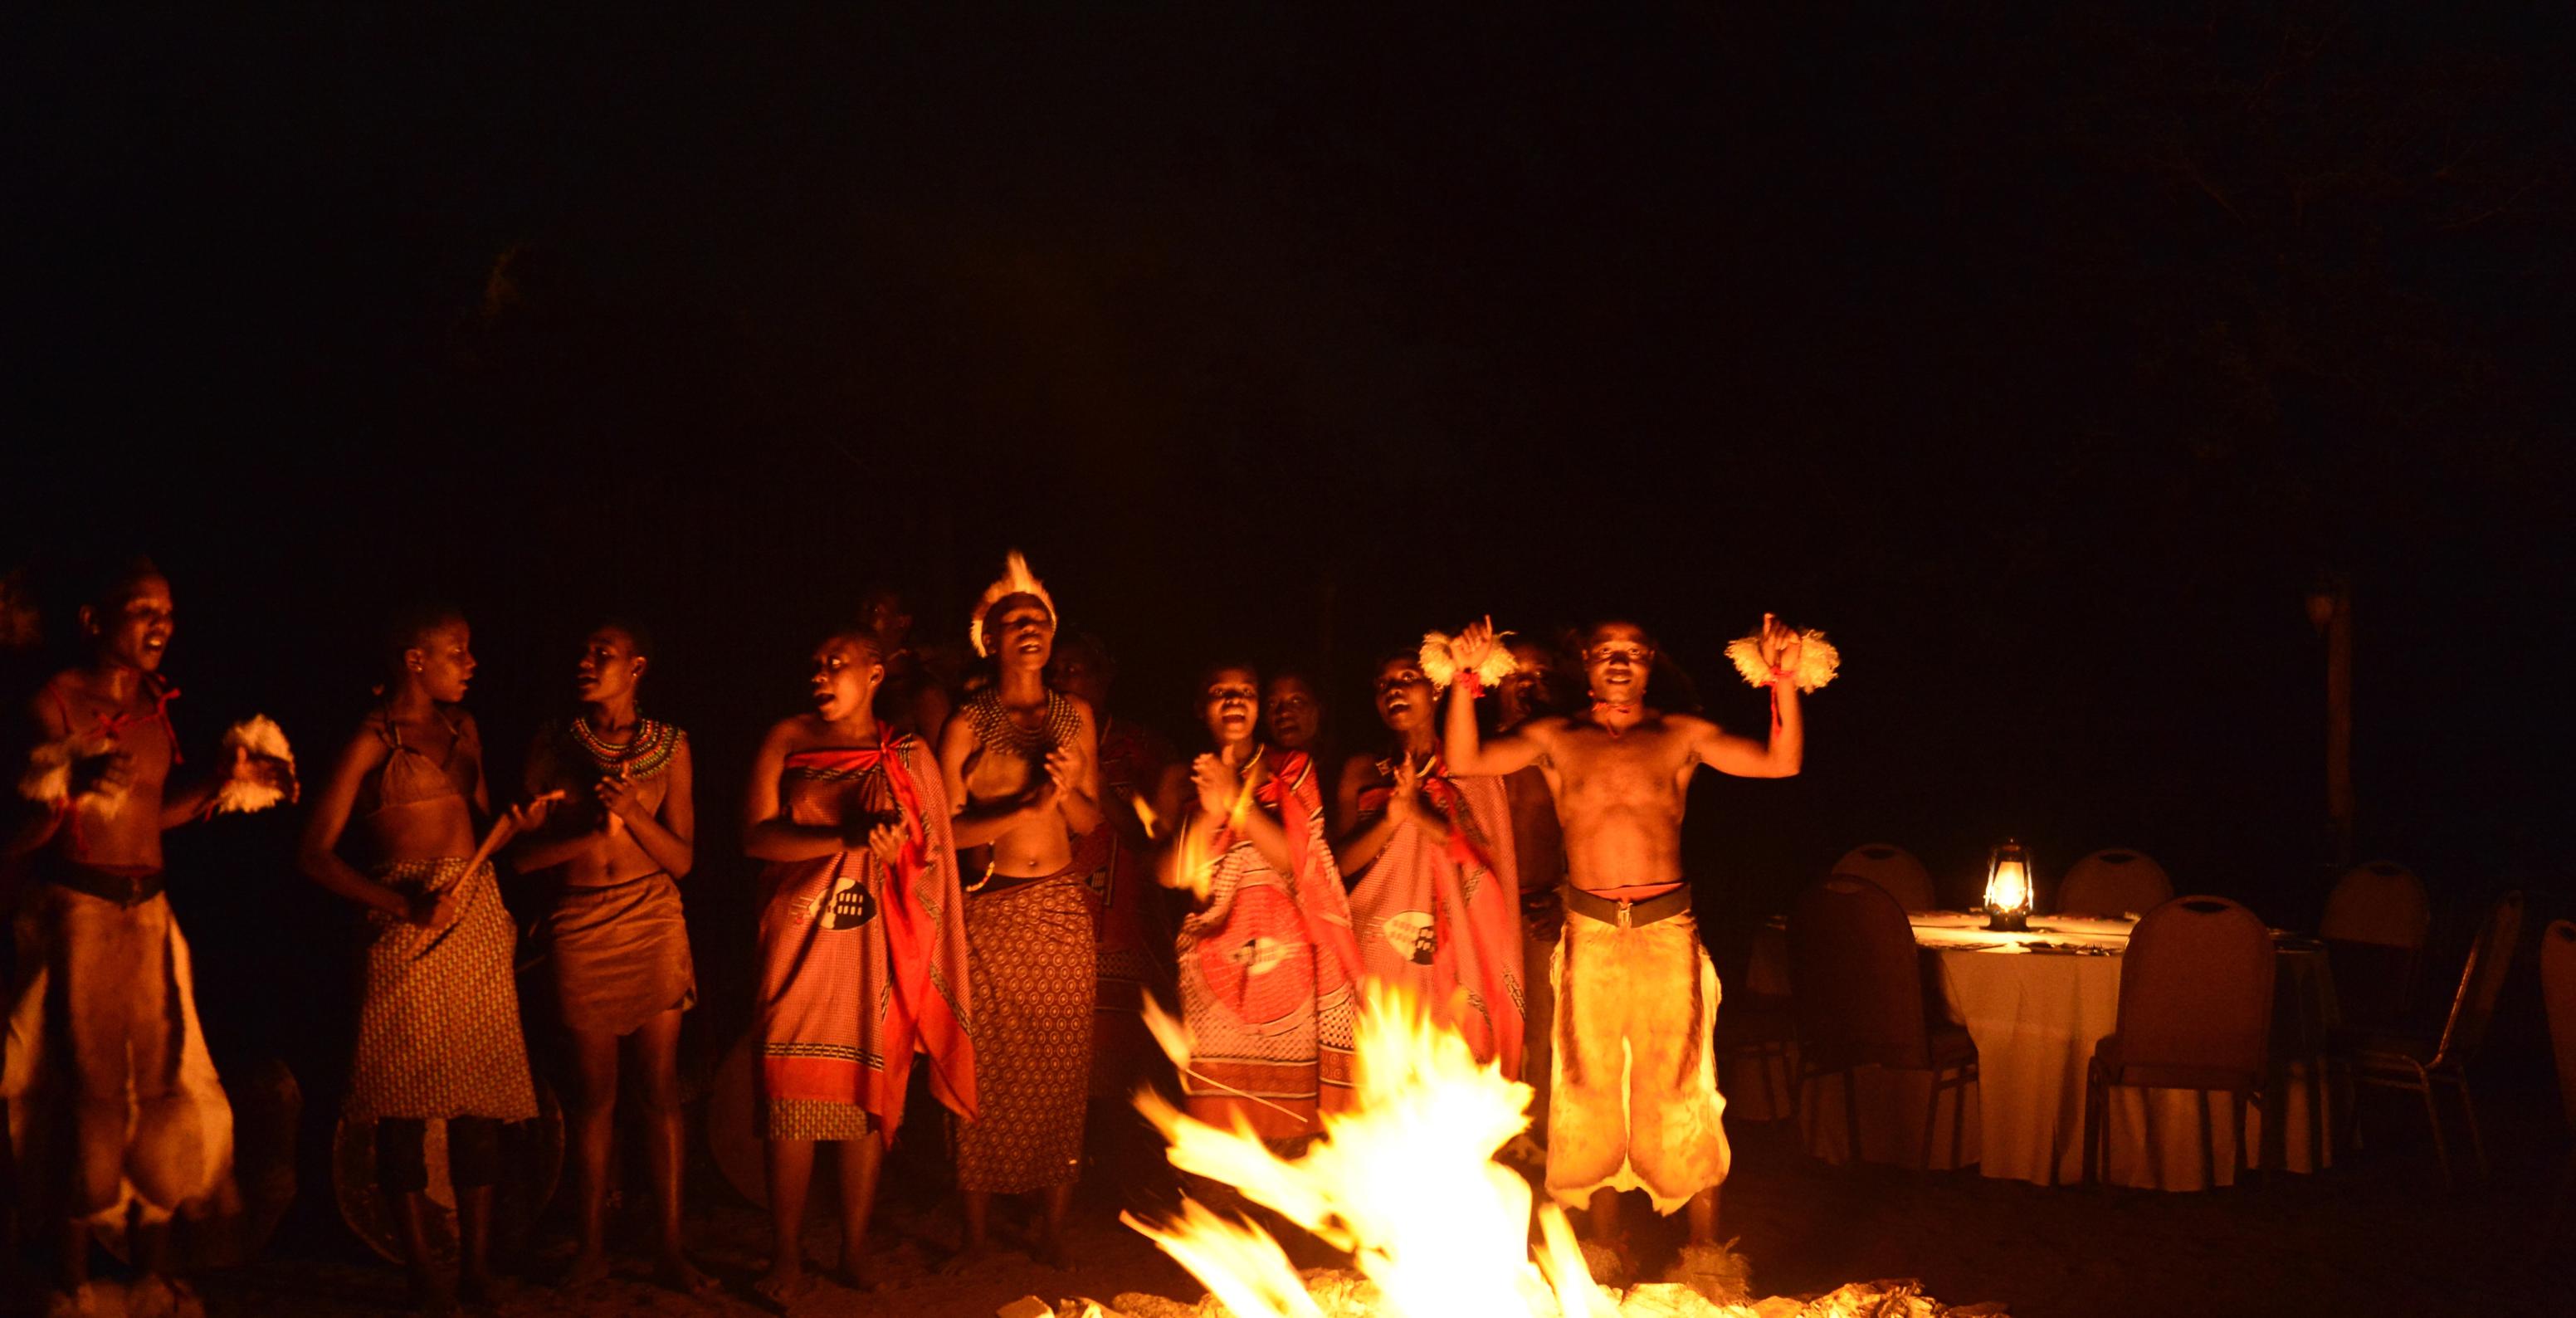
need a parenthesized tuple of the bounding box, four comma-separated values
(1, 552, 1814, 1315)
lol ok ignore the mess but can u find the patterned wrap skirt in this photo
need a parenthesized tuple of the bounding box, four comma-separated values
(539, 871, 697, 1037)
(345, 858, 539, 1123)
(952, 873, 1095, 1193)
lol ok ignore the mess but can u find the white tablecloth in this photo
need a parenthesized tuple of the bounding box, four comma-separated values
(1747, 915, 2338, 1189)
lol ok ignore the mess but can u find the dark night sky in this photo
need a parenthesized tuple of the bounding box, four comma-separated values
(7, 3, 2572, 992)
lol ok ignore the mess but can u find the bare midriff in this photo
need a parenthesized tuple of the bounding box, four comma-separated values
(964, 744, 1073, 878)
(359, 794, 476, 867)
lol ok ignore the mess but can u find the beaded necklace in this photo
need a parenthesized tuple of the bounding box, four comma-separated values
(569, 714, 681, 779)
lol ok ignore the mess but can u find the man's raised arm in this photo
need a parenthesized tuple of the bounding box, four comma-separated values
(1690, 613, 1805, 779)
(1441, 618, 1545, 777)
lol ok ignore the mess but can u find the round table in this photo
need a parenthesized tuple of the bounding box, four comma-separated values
(1742, 912, 2338, 1189)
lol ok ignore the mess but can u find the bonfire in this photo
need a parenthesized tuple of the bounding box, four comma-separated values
(1027, 984, 1993, 1318)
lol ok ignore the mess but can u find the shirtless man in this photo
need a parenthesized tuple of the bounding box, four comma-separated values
(935, 559, 1101, 1269)
(6, 560, 292, 1318)
(1443, 614, 1803, 1257)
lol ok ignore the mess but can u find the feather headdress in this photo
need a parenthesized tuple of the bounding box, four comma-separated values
(212, 714, 295, 815)
(1419, 627, 1519, 694)
(1727, 627, 1841, 692)
(967, 549, 1060, 657)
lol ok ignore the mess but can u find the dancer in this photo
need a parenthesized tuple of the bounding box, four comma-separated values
(1261, 669, 1337, 809)
(936, 554, 1100, 1270)
(296, 605, 539, 1312)
(1495, 638, 1569, 1135)
(744, 627, 973, 1300)
(6, 559, 292, 1318)
(1443, 615, 1804, 1262)
(1046, 634, 1177, 1132)
(1156, 665, 1362, 1141)
(859, 585, 950, 742)
(1334, 653, 1523, 1074)
(513, 622, 710, 1293)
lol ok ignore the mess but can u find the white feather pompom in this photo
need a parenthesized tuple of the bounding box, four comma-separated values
(1418, 627, 1518, 694)
(1727, 628, 1841, 692)
(212, 714, 295, 815)
(18, 735, 90, 806)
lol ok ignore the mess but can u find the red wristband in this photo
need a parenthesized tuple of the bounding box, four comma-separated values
(1457, 671, 1486, 700)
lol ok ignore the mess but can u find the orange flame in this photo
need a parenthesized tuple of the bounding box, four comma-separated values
(1129, 982, 1610, 1317)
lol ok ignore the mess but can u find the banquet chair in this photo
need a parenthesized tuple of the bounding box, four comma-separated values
(2342, 890, 2523, 1189)
(2056, 848, 2174, 919)
(2083, 896, 2275, 1188)
(1713, 990, 1799, 1122)
(2540, 920, 2575, 1245)
(1790, 876, 1977, 1169)
(2320, 861, 2435, 1031)
(1830, 843, 1939, 913)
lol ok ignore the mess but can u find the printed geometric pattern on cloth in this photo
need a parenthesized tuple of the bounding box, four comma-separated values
(953, 873, 1096, 1193)
(1173, 754, 1359, 1139)
(346, 858, 538, 1123)
(756, 738, 975, 1145)
(1345, 769, 1524, 1078)
(764, 1096, 876, 1142)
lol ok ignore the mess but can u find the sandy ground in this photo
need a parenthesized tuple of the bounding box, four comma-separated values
(29, 1085, 2573, 1318)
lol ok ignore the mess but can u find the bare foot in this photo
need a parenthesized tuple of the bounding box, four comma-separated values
(750, 1262, 807, 1312)
(456, 1271, 517, 1311)
(653, 1252, 721, 1297)
(936, 1240, 994, 1276)
(557, 1249, 612, 1288)
(825, 1256, 881, 1293)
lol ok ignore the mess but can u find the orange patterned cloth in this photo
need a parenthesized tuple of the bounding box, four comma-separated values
(1173, 750, 1362, 1140)
(952, 872, 1095, 1192)
(755, 739, 974, 1144)
(346, 859, 539, 1123)
(1345, 762, 1525, 1077)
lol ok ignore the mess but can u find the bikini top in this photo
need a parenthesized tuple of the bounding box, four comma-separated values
(365, 704, 474, 813)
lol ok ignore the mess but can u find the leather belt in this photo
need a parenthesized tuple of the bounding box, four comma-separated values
(1563, 883, 1690, 930)
(42, 860, 167, 908)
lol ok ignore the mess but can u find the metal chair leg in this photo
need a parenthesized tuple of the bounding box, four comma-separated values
(2413, 1070, 2452, 1191)
(2452, 1073, 2489, 1179)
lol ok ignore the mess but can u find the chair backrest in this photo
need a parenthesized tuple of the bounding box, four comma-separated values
(2542, 920, 2576, 1128)
(1790, 876, 1933, 1069)
(2056, 847, 2175, 918)
(2430, 890, 2524, 1067)
(2113, 895, 2276, 1083)
(1831, 842, 1938, 912)
(2320, 861, 2434, 949)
